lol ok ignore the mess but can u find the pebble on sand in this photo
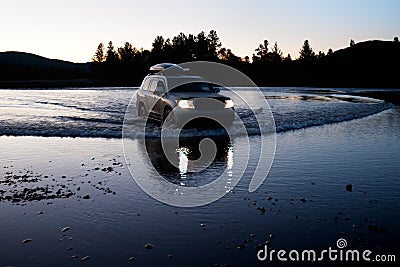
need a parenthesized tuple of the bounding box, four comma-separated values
(83, 195, 90, 199)
(22, 239, 32, 244)
(257, 207, 266, 213)
(81, 256, 90, 261)
(144, 243, 154, 249)
(346, 184, 353, 192)
(61, 227, 71, 233)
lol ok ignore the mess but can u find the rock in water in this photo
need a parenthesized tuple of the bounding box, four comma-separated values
(144, 243, 154, 249)
(61, 226, 70, 233)
(22, 239, 32, 244)
(81, 256, 90, 261)
(346, 184, 353, 192)
(236, 244, 246, 249)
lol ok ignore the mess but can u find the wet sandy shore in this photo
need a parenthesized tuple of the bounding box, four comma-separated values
(1, 107, 399, 266)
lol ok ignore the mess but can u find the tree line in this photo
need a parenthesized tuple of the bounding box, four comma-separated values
(90, 30, 400, 87)
(92, 30, 329, 66)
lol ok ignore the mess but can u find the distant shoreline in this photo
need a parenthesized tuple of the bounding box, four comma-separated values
(351, 91, 400, 105)
(0, 79, 137, 89)
(1, 79, 400, 89)
(1, 79, 399, 105)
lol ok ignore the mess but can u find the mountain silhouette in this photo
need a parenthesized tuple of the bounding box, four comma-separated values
(0, 51, 87, 68)
(318, 40, 400, 88)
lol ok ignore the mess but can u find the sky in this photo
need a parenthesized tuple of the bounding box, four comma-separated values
(1, 0, 399, 63)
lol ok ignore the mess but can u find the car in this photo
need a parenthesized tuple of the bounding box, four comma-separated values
(136, 63, 235, 128)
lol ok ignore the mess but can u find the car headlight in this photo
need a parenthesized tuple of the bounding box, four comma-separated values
(178, 99, 195, 109)
(224, 99, 234, 109)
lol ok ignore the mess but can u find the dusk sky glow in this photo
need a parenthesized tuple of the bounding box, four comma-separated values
(1, 0, 399, 62)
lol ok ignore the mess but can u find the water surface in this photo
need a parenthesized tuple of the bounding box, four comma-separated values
(0, 87, 399, 266)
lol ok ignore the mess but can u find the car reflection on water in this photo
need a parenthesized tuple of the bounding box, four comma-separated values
(142, 133, 234, 187)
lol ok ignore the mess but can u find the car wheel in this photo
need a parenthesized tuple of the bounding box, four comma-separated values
(138, 103, 146, 118)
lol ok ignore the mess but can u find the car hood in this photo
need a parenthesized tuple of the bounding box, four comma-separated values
(167, 92, 229, 100)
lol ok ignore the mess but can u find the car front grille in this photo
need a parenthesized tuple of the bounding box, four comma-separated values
(193, 98, 225, 111)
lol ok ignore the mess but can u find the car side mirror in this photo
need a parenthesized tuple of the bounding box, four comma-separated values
(155, 86, 165, 95)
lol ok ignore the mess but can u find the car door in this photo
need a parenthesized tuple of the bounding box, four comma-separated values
(146, 78, 161, 119)
(138, 77, 151, 108)
(152, 80, 167, 119)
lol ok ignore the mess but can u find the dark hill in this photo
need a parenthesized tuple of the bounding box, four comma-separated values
(0, 51, 83, 67)
(318, 40, 400, 88)
(0, 51, 91, 81)
(328, 40, 400, 65)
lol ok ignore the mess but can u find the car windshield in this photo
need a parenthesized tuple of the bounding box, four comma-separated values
(170, 82, 218, 93)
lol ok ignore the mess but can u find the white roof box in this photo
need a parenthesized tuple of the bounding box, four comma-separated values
(149, 63, 189, 73)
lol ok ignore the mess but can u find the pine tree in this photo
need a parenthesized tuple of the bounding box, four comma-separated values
(217, 47, 226, 61)
(298, 40, 315, 62)
(207, 30, 221, 60)
(105, 41, 119, 63)
(269, 42, 283, 63)
(92, 43, 105, 62)
(225, 49, 241, 63)
(151, 36, 165, 58)
(118, 42, 136, 64)
(254, 40, 269, 61)
(195, 31, 209, 60)
(171, 32, 193, 61)
(283, 54, 292, 63)
(317, 51, 325, 60)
